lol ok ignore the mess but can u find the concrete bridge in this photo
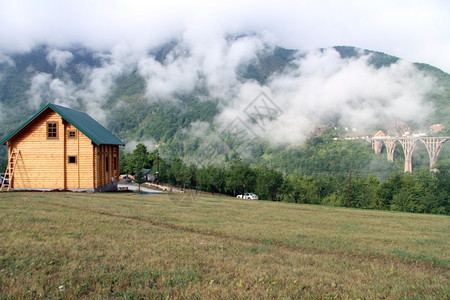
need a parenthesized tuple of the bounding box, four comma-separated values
(368, 135, 449, 172)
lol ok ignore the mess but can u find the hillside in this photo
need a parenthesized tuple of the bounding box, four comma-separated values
(0, 39, 449, 176)
(1, 192, 448, 298)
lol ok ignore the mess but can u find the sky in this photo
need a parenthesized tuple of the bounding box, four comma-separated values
(0, 0, 449, 73)
(0, 0, 447, 150)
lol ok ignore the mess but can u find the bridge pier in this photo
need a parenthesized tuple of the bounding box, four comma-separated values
(398, 139, 417, 173)
(383, 139, 397, 162)
(420, 137, 449, 170)
(371, 139, 383, 154)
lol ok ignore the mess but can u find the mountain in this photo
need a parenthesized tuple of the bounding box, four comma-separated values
(0, 39, 449, 176)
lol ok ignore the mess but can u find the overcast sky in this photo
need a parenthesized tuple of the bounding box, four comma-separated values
(0, 0, 449, 72)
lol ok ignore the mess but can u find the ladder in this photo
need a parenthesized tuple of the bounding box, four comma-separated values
(1, 150, 20, 191)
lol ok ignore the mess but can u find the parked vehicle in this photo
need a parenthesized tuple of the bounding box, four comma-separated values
(236, 193, 258, 200)
(0, 175, 8, 185)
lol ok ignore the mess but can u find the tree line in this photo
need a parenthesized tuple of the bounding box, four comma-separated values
(121, 143, 449, 215)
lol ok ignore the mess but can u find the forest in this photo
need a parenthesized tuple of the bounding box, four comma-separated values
(122, 143, 450, 215)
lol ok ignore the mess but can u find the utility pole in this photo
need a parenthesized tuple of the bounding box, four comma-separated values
(156, 151, 160, 185)
(348, 169, 352, 208)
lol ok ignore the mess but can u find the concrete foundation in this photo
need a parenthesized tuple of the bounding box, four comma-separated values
(94, 181, 119, 192)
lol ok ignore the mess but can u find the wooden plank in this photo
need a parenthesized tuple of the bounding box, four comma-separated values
(7, 110, 95, 189)
(6, 109, 120, 190)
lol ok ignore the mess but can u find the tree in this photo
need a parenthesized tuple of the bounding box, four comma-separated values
(119, 149, 127, 174)
(152, 154, 169, 184)
(208, 166, 226, 195)
(133, 170, 146, 193)
(185, 164, 198, 190)
(434, 166, 450, 214)
(198, 165, 226, 195)
(285, 172, 304, 203)
(226, 158, 256, 196)
(378, 171, 404, 210)
(349, 175, 379, 209)
(126, 143, 151, 175)
(168, 157, 190, 189)
(255, 166, 284, 201)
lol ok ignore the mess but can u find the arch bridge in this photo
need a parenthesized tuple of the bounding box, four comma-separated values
(368, 136, 449, 173)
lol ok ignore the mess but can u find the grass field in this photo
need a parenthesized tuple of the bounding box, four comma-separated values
(0, 191, 449, 299)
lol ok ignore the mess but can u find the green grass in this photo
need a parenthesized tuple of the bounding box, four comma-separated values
(0, 191, 449, 299)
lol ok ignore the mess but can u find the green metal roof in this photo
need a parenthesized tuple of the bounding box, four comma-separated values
(1, 103, 125, 146)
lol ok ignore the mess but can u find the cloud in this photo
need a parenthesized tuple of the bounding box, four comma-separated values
(77, 44, 139, 121)
(138, 34, 266, 101)
(23, 32, 436, 150)
(0, 53, 14, 66)
(124, 139, 157, 154)
(26, 44, 140, 124)
(199, 34, 267, 98)
(138, 47, 201, 101)
(0, 0, 448, 72)
(27, 72, 81, 110)
(46, 49, 73, 71)
(213, 48, 435, 145)
(27, 73, 55, 109)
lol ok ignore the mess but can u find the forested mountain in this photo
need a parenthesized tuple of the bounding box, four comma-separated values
(0, 37, 449, 179)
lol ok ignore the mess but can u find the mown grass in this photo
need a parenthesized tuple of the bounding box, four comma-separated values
(0, 191, 449, 299)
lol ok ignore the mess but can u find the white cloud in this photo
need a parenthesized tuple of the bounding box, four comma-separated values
(46, 49, 73, 71)
(212, 48, 436, 145)
(0, 53, 14, 66)
(0, 0, 448, 72)
(124, 139, 157, 153)
(138, 48, 201, 101)
(138, 35, 266, 101)
(27, 72, 80, 109)
(25, 35, 436, 148)
(27, 73, 53, 109)
(26, 44, 140, 124)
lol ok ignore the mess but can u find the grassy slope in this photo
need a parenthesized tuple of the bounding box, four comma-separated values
(0, 192, 448, 299)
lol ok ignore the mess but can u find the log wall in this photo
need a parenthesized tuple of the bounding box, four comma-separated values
(10, 111, 66, 189)
(6, 109, 119, 190)
(94, 144, 119, 187)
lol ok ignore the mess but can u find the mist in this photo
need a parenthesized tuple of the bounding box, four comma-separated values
(124, 139, 158, 154)
(16, 33, 437, 152)
(1, 0, 449, 73)
(211, 46, 435, 146)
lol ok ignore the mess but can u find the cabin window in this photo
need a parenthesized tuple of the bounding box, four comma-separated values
(47, 122, 58, 139)
(113, 156, 117, 171)
(68, 131, 76, 139)
(68, 156, 77, 164)
(105, 156, 109, 172)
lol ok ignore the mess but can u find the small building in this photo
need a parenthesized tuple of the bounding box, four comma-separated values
(141, 169, 155, 182)
(429, 124, 445, 134)
(372, 130, 386, 154)
(0, 103, 125, 191)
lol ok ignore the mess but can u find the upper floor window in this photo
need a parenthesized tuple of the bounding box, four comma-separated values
(47, 122, 58, 139)
(68, 130, 76, 139)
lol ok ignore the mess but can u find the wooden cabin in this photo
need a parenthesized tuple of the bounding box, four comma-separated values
(1, 103, 125, 191)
